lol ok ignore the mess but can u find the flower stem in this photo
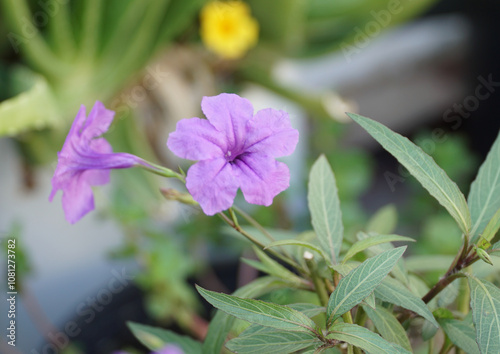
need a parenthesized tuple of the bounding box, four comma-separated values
(232, 206, 275, 242)
(138, 160, 185, 181)
(218, 211, 306, 274)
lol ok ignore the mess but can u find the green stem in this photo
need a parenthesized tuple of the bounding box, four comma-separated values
(80, 0, 102, 60)
(232, 206, 275, 242)
(218, 212, 306, 274)
(457, 276, 470, 315)
(2, 0, 69, 78)
(47, 0, 76, 59)
(305, 254, 329, 307)
(137, 160, 184, 181)
(100, 1, 171, 93)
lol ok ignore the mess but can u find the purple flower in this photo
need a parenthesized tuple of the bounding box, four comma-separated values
(167, 93, 299, 215)
(154, 345, 184, 354)
(49, 101, 142, 224)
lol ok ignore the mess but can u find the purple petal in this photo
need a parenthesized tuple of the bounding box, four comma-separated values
(186, 158, 238, 215)
(234, 153, 290, 206)
(201, 94, 254, 149)
(154, 345, 184, 354)
(81, 101, 115, 141)
(81, 168, 110, 186)
(244, 108, 299, 158)
(167, 118, 226, 160)
(61, 174, 95, 224)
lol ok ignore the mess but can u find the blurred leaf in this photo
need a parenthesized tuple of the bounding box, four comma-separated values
(438, 318, 480, 354)
(308, 154, 343, 265)
(342, 232, 414, 264)
(437, 278, 460, 308)
(348, 112, 471, 235)
(127, 322, 202, 353)
(374, 276, 438, 327)
(366, 205, 397, 234)
(468, 131, 500, 242)
(197, 286, 317, 333)
(468, 275, 500, 353)
(362, 305, 411, 351)
(327, 247, 405, 325)
(327, 323, 411, 354)
(405, 255, 455, 272)
(0, 72, 60, 136)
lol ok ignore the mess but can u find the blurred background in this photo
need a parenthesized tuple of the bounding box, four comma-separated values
(0, 0, 499, 353)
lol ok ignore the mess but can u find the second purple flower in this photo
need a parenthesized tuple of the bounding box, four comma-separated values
(167, 93, 299, 215)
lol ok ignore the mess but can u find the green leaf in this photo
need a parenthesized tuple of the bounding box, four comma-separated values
(363, 292, 376, 310)
(491, 241, 500, 257)
(357, 232, 409, 285)
(251, 247, 305, 287)
(197, 286, 317, 333)
(202, 277, 290, 354)
(342, 233, 414, 264)
(362, 305, 412, 351)
(468, 131, 500, 241)
(327, 247, 406, 325)
(127, 322, 202, 353)
(0, 73, 60, 136)
(480, 207, 500, 243)
(438, 318, 480, 354)
(437, 278, 460, 308)
(225, 327, 320, 354)
(327, 323, 412, 354)
(348, 112, 471, 235)
(374, 276, 438, 327)
(405, 255, 455, 272)
(367, 204, 398, 234)
(264, 239, 330, 265)
(308, 154, 344, 264)
(467, 275, 500, 353)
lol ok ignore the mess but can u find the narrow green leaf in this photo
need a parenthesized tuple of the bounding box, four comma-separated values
(405, 255, 455, 272)
(308, 155, 343, 264)
(357, 232, 409, 285)
(202, 277, 289, 354)
(467, 275, 500, 353)
(438, 319, 480, 354)
(328, 323, 412, 354)
(226, 327, 320, 354)
(491, 241, 500, 257)
(348, 112, 471, 235)
(127, 322, 202, 353)
(362, 305, 412, 351)
(197, 286, 317, 333)
(342, 233, 414, 264)
(367, 204, 398, 234)
(363, 292, 376, 310)
(480, 207, 500, 243)
(252, 247, 305, 286)
(374, 277, 438, 327)
(0, 74, 60, 136)
(437, 278, 460, 308)
(327, 247, 406, 324)
(265, 239, 330, 265)
(468, 131, 500, 241)
(330, 261, 361, 277)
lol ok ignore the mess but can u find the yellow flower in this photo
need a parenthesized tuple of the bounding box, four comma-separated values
(200, 1, 259, 59)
